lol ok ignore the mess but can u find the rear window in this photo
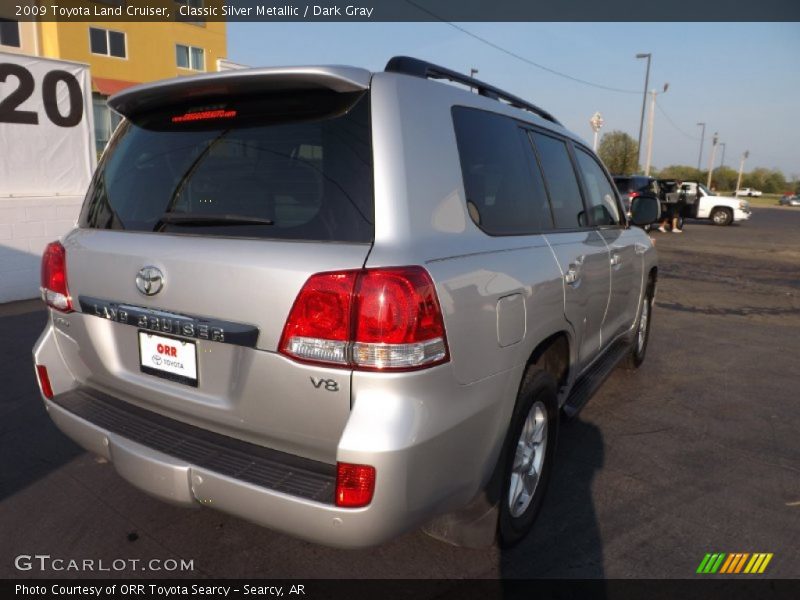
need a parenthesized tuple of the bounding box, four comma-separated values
(613, 177, 632, 193)
(80, 90, 374, 243)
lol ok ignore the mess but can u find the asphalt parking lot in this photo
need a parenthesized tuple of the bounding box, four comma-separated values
(1, 207, 798, 581)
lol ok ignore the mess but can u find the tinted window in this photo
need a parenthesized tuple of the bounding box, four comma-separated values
(89, 28, 107, 55)
(613, 177, 632, 193)
(530, 133, 585, 229)
(0, 19, 21, 48)
(575, 148, 621, 226)
(81, 91, 374, 243)
(452, 108, 548, 235)
(108, 31, 126, 58)
(176, 45, 190, 68)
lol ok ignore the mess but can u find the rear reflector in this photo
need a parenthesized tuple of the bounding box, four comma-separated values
(335, 463, 376, 508)
(35, 365, 53, 399)
(279, 266, 449, 371)
(40, 241, 73, 313)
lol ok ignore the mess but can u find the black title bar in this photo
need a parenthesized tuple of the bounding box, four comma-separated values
(1, 0, 799, 22)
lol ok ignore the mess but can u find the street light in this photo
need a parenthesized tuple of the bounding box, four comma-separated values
(469, 68, 479, 92)
(736, 150, 750, 194)
(635, 53, 652, 172)
(696, 122, 706, 170)
(589, 111, 604, 151)
(643, 82, 668, 176)
(706, 132, 719, 188)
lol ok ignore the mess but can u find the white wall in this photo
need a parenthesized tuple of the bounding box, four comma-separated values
(0, 196, 83, 303)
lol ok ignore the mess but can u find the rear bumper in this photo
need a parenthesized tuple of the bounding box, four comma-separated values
(34, 317, 519, 548)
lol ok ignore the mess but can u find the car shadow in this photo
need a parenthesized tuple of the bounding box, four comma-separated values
(499, 415, 606, 592)
(0, 300, 84, 501)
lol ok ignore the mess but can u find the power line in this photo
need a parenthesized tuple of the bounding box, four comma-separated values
(403, 0, 641, 95)
(655, 100, 701, 141)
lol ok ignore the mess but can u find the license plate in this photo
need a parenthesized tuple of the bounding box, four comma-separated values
(138, 331, 198, 387)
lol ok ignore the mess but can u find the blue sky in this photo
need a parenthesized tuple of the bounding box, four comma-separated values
(228, 22, 800, 177)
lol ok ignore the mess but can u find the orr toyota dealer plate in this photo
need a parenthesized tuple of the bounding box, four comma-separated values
(138, 331, 198, 387)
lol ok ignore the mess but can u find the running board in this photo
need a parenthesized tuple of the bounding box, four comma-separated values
(562, 339, 631, 418)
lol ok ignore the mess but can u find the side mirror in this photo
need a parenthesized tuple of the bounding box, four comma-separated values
(630, 194, 660, 227)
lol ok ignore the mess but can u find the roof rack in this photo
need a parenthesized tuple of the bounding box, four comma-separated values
(384, 56, 561, 126)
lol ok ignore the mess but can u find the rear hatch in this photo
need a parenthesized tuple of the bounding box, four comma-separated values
(62, 68, 374, 462)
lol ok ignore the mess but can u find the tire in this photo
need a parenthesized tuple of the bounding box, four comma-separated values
(710, 207, 733, 226)
(676, 215, 684, 230)
(498, 367, 559, 547)
(621, 280, 653, 370)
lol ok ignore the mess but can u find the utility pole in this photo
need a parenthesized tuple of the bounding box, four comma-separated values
(706, 132, 719, 188)
(696, 122, 706, 170)
(736, 150, 749, 194)
(644, 83, 668, 176)
(719, 142, 727, 169)
(636, 53, 651, 172)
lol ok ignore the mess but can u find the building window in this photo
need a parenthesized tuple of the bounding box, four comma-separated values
(92, 94, 122, 154)
(176, 44, 205, 70)
(89, 27, 126, 58)
(0, 18, 21, 48)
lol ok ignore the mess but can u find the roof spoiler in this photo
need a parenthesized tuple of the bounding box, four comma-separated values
(108, 66, 371, 118)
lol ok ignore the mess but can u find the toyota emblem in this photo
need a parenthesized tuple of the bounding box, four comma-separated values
(136, 266, 164, 296)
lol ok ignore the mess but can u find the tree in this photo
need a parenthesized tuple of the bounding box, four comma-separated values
(657, 165, 704, 182)
(598, 131, 639, 175)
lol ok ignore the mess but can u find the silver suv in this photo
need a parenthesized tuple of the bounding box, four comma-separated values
(33, 57, 659, 548)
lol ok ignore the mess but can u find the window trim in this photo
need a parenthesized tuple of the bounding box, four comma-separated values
(176, 43, 205, 71)
(88, 26, 128, 60)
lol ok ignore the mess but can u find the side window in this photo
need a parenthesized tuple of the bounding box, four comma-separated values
(574, 147, 621, 226)
(452, 107, 548, 235)
(529, 132, 586, 229)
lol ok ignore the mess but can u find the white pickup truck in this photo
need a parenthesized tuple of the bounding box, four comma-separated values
(679, 182, 752, 226)
(735, 187, 762, 197)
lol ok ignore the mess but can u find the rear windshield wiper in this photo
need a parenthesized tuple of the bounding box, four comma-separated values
(154, 213, 274, 231)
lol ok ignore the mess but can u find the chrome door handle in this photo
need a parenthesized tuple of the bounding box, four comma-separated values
(610, 253, 621, 267)
(564, 269, 580, 285)
(565, 255, 584, 286)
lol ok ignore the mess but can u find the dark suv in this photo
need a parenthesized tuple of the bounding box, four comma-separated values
(613, 175, 660, 213)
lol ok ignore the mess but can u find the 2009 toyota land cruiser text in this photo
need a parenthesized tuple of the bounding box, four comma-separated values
(33, 57, 659, 548)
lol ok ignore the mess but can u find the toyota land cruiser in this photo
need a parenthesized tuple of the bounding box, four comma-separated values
(33, 57, 659, 548)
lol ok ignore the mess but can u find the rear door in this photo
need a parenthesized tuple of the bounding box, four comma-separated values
(527, 131, 611, 371)
(64, 81, 374, 462)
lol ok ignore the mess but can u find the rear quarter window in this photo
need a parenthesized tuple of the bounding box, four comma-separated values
(451, 107, 550, 235)
(80, 90, 374, 243)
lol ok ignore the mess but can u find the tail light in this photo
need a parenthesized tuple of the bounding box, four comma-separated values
(279, 266, 448, 371)
(335, 462, 376, 508)
(35, 365, 54, 399)
(41, 241, 73, 312)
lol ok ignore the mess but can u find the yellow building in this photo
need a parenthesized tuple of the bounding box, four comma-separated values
(1, 0, 228, 151)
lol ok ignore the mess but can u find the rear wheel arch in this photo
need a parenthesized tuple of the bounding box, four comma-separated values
(527, 331, 571, 390)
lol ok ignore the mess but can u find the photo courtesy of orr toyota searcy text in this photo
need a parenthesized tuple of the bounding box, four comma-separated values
(15, 584, 299, 597)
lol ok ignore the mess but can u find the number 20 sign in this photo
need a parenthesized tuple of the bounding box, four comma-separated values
(0, 62, 84, 127)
